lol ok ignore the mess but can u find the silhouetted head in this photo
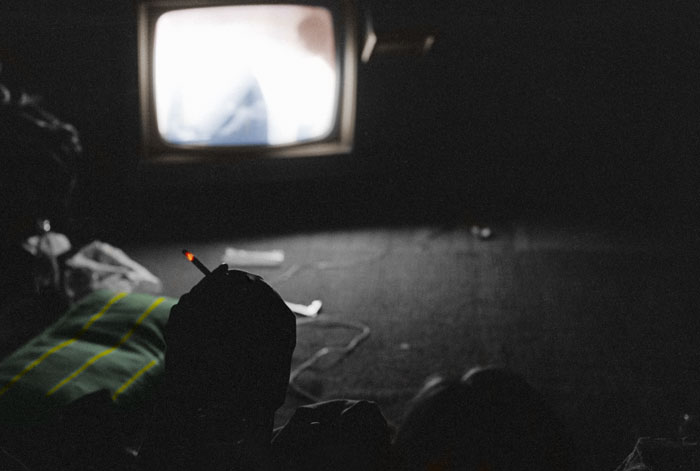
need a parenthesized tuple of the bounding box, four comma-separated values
(393, 366, 574, 471)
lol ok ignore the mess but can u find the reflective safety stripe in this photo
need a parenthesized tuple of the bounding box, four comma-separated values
(0, 292, 128, 399)
(47, 297, 165, 397)
(111, 359, 158, 401)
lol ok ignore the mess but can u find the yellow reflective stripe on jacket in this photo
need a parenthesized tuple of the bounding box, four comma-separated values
(0, 292, 128, 399)
(111, 358, 158, 401)
(47, 297, 165, 397)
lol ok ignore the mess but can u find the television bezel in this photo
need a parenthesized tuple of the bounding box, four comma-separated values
(137, 0, 357, 165)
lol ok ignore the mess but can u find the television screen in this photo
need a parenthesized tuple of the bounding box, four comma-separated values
(138, 0, 357, 164)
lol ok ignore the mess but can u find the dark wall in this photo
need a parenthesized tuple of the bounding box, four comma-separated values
(1, 0, 699, 236)
(360, 0, 700, 221)
(1, 2, 139, 238)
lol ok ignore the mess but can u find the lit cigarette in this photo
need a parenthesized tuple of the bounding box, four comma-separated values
(182, 249, 211, 276)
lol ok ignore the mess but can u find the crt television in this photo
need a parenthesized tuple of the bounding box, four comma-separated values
(137, 0, 357, 165)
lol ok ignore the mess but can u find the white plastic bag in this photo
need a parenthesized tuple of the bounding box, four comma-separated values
(65, 241, 162, 300)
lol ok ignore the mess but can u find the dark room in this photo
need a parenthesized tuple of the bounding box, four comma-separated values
(1, 0, 699, 470)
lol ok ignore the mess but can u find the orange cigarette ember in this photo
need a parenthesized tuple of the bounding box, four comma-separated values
(182, 249, 211, 276)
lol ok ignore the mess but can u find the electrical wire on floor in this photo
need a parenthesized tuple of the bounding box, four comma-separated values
(268, 244, 385, 403)
(288, 316, 371, 403)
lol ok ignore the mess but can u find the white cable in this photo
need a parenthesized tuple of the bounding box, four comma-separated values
(289, 318, 371, 403)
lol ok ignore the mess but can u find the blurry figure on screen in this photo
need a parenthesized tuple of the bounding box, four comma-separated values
(255, 10, 336, 145)
(154, 6, 337, 148)
(163, 70, 268, 146)
(292, 12, 337, 141)
(206, 72, 268, 145)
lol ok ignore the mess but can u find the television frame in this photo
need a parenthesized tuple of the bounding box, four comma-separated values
(137, 0, 357, 165)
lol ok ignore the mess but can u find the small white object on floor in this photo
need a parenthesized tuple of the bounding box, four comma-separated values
(479, 227, 492, 239)
(470, 225, 493, 240)
(285, 300, 322, 317)
(222, 247, 285, 267)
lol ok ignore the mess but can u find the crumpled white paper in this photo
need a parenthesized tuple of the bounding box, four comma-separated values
(65, 241, 162, 299)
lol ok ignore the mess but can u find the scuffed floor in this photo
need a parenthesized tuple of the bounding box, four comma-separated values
(121, 221, 700, 471)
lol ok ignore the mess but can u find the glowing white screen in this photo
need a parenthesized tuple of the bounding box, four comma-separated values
(154, 5, 337, 146)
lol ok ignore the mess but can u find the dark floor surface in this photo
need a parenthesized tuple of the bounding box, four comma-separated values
(117, 208, 700, 471)
(57, 169, 693, 470)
